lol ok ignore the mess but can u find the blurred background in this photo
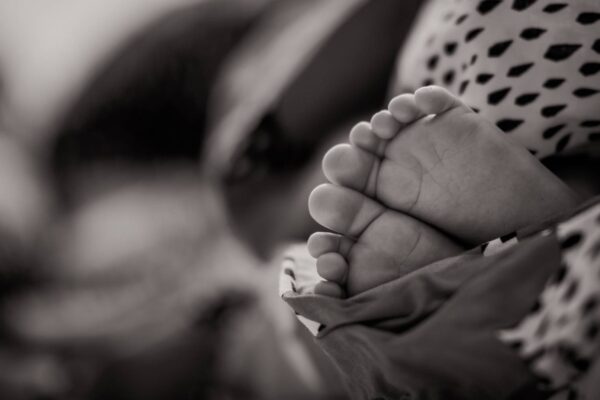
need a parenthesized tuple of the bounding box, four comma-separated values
(0, 0, 420, 398)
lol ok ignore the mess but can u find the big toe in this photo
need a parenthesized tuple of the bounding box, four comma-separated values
(308, 184, 384, 238)
(414, 85, 471, 115)
(322, 144, 379, 195)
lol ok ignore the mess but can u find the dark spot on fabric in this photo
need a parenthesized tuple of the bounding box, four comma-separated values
(456, 14, 469, 25)
(528, 149, 538, 156)
(480, 242, 489, 253)
(508, 339, 524, 351)
(471, 54, 478, 65)
(488, 87, 511, 105)
(573, 88, 599, 98)
(592, 39, 600, 54)
(427, 54, 439, 70)
(283, 267, 296, 280)
(580, 62, 600, 76)
(478, 0, 502, 14)
(530, 299, 542, 313)
(515, 93, 539, 106)
(581, 120, 600, 127)
(501, 232, 517, 242)
(544, 78, 565, 89)
(444, 42, 458, 56)
(497, 119, 524, 132)
(508, 62, 534, 77)
(543, 124, 566, 139)
(593, 39, 600, 54)
(552, 264, 568, 285)
(443, 69, 455, 85)
(558, 344, 590, 372)
(556, 134, 571, 152)
(589, 132, 600, 141)
(443, 11, 454, 22)
(520, 27, 546, 40)
(582, 296, 598, 315)
(586, 321, 599, 340)
(544, 44, 582, 61)
(512, 0, 537, 11)
(541, 104, 567, 117)
(489, 40, 513, 57)
(471, 106, 480, 113)
(543, 3, 568, 13)
(476, 73, 494, 84)
(577, 12, 600, 25)
(535, 316, 550, 337)
(461, 63, 468, 71)
(466, 27, 485, 42)
(459, 80, 470, 94)
(563, 279, 579, 302)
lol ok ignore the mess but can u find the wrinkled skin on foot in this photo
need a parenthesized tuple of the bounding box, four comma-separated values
(308, 86, 577, 296)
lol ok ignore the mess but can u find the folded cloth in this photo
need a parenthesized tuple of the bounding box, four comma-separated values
(500, 200, 600, 399)
(280, 198, 600, 399)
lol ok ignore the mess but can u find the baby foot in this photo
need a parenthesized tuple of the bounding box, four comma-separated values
(309, 86, 578, 297)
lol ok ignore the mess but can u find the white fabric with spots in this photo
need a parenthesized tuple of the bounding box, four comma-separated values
(480, 232, 520, 256)
(393, 0, 600, 158)
(499, 203, 600, 396)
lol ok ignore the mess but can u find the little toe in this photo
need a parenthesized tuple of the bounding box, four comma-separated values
(316, 253, 348, 283)
(371, 110, 401, 140)
(308, 184, 385, 238)
(414, 85, 471, 115)
(322, 144, 379, 195)
(314, 281, 344, 298)
(349, 121, 385, 156)
(307, 232, 353, 258)
(388, 94, 425, 124)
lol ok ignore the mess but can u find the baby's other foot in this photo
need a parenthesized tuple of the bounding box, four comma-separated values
(307, 183, 461, 297)
(324, 86, 578, 245)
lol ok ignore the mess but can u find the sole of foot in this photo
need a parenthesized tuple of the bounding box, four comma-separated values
(309, 86, 578, 297)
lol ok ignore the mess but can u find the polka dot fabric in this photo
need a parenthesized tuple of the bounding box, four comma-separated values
(393, 0, 600, 158)
(499, 202, 600, 397)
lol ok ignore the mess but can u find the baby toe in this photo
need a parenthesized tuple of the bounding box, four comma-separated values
(316, 253, 348, 283)
(314, 281, 345, 298)
(349, 121, 385, 156)
(308, 232, 353, 258)
(322, 144, 379, 195)
(308, 184, 384, 238)
(388, 94, 424, 124)
(371, 110, 401, 140)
